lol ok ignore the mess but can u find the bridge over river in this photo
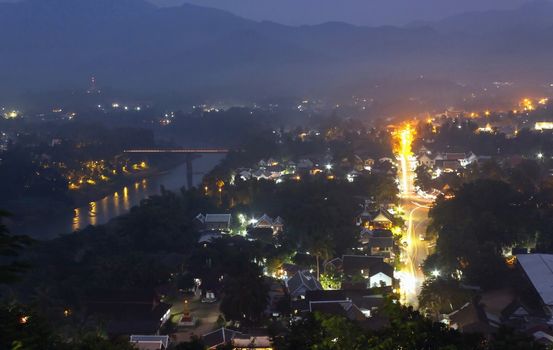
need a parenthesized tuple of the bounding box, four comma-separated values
(124, 148, 229, 189)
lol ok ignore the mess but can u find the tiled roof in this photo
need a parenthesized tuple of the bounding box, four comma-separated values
(342, 255, 384, 275)
(287, 271, 322, 296)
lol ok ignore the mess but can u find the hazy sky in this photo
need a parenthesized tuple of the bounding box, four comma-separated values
(152, 0, 532, 26)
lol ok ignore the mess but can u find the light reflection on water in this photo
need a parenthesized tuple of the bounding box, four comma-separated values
(22, 154, 223, 239)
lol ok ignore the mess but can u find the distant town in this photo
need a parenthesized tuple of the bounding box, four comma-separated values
(3, 84, 553, 349)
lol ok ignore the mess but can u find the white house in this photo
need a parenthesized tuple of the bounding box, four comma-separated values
(252, 214, 285, 234)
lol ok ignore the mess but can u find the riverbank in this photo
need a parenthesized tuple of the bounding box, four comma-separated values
(5, 154, 224, 239)
(69, 156, 185, 208)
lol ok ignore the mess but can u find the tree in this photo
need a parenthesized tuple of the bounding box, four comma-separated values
(174, 336, 206, 350)
(220, 263, 269, 324)
(415, 165, 433, 191)
(319, 269, 342, 290)
(307, 233, 334, 279)
(0, 302, 63, 350)
(489, 327, 545, 350)
(0, 210, 32, 285)
(275, 300, 487, 350)
(428, 180, 539, 285)
(419, 277, 472, 318)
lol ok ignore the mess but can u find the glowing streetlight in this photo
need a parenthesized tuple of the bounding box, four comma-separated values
(431, 269, 441, 278)
(537, 153, 544, 159)
(394, 124, 415, 194)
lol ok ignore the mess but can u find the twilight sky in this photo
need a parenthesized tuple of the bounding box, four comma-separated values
(151, 0, 533, 26)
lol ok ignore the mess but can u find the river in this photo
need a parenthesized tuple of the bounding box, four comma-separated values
(16, 154, 224, 239)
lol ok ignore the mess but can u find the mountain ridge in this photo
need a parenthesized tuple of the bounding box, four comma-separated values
(1, 0, 553, 99)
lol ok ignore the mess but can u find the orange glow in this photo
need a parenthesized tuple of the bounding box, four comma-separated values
(521, 98, 535, 111)
(394, 123, 415, 194)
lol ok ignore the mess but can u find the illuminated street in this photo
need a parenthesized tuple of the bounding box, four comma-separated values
(395, 124, 433, 307)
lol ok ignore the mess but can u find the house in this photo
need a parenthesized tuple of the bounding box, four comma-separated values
(202, 328, 242, 349)
(252, 214, 285, 235)
(232, 334, 273, 349)
(342, 255, 393, 288)
(255, 214, 274, 229)
(273, 217, 284, 233)
(129, 335, 169, 350)
(198, 231, 223, 244)
(355, 199, 378, 228)
(359, 228, 372, 246)
(342, 255, 384, 277)
(500, 299, 532, 324)
(352, 155, 364, 171)
(196, 213, 232, 232)
(238, 169, 252, 181)
(286, 271, 323, 300)
(448, 302, 499, 336)
(516, 254, 553, 317)
(371, 209, 394, 230)
(84, 289, 172, 336)
(446, 289, 543, 336)
(367, 262, 394, 288)
(433, 153, 466, 171)
(459, 152, 491, 168)
(364, 158, 375, 167)
(303, 289, 386, 319)
(202, 328, 273, 349)
(310, 300, 366, 321)
(418, 153, 435, 168)
(297, 158, 314, 170)
(348, 293, 386, 318)
(366, 229, 394, 257)
(252, 169, 272, 180)
(527, 325, 553, 347)
(418, 145, 431, 155)
(356, 209, 373, 228)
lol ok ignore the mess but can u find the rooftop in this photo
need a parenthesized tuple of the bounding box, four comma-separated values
(517, 254, 553, 306)
(205, 214, 232, 223)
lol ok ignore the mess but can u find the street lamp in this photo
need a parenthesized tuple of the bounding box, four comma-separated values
(431, 269, 441, 278)
(537, 153, 544, 160)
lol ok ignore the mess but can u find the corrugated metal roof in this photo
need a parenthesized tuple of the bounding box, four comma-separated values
(517, 254, 553, 306)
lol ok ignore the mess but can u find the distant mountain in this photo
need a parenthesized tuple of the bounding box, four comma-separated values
(409, 0, 553, 35)
(1, 0, 553, 101)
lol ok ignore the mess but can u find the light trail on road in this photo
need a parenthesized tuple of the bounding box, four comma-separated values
(394, 123, 432, 307)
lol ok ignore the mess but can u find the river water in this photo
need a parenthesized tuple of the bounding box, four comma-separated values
(16, 154, 224, 239)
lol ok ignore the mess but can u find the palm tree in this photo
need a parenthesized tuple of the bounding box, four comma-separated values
(308, 234, 334, 280)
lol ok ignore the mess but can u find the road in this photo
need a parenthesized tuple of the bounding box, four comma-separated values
(395, 124, 433, 307)
(400, 191, 432, 306)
